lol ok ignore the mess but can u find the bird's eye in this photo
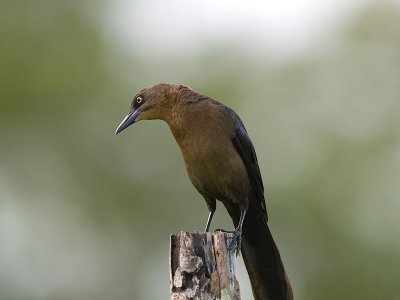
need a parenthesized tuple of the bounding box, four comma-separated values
(136, 97, 143, 104)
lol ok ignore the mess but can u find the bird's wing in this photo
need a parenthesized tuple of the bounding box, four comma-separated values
(231, 116, 268, 219)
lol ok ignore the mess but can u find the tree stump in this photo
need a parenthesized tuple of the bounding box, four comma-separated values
(169, 231, 241, 300)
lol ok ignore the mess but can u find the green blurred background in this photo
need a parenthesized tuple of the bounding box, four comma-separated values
(1, 0, 399, 299)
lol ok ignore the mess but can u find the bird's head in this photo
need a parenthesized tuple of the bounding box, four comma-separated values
(115, 83, 179, 134)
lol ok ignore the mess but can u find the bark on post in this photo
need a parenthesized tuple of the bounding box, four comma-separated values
(170, 231, 241, 300)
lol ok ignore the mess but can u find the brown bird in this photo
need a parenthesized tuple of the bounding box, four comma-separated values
(115, 83, 293, 300)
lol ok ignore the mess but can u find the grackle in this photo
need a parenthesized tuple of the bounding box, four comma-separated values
(116, 83, 293, 300)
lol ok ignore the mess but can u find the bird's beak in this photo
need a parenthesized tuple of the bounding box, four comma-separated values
(115, 109, 140, 134)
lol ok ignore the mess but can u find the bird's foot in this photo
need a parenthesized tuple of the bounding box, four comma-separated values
(228, 226, 242, 256)
(213, 228, 242, 256)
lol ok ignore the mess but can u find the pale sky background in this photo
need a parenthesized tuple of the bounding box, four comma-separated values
(103, 0, 398, 62)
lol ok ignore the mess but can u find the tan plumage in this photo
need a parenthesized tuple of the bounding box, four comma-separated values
(116, 83, 293, 300)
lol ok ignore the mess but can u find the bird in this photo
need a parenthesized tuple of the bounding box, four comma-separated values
(115, 83, 293, 300)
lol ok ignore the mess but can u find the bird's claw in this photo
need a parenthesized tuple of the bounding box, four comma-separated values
(228, 227, 242, 256)
(213, 228, 242, 255)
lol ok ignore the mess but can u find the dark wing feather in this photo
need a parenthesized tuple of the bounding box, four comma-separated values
(231, 117, 268, 220)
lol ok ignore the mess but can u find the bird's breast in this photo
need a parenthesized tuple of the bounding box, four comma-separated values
(178, 134, 249, 202)
(166, 103, 250, 202)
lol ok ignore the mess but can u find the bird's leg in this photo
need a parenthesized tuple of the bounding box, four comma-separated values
(204, 210, 215, 232)
(229, 210, 247, 256)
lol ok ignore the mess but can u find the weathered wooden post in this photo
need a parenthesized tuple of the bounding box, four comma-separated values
(169, 231, 241, 300)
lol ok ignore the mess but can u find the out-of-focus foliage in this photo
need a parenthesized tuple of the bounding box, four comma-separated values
(0, 1, 399, 299)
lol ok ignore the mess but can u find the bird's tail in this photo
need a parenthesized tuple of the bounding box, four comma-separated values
(241, 211, 293, 300)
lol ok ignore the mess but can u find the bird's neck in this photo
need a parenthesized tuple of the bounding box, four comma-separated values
(164, 104, 191, 141)
(163, 86, 214, 146)
(163, 87, 203, 136)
